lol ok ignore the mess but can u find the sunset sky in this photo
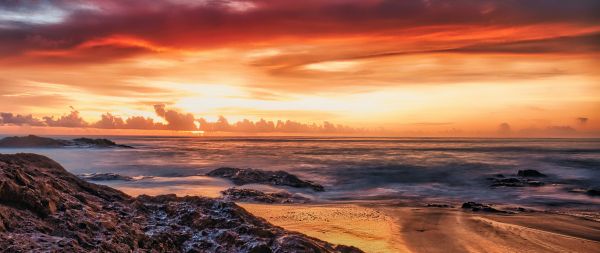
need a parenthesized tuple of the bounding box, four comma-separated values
(0, 0, 599, 136)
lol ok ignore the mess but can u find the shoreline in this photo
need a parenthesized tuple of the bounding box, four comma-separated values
(240, 202, 600, 253)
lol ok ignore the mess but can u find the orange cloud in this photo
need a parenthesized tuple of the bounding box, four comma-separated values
(0, 0, 599, 137)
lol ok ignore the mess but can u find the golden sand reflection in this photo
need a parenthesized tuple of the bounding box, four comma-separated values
(240, 203, 408, 253)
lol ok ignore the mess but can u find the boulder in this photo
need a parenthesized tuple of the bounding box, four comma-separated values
(207, 167, 325, 191)
(517, 170, 546, 177)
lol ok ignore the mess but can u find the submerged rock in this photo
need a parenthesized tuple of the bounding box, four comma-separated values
(221, 188, 310, 203)
(0, 153, 361, 252)
(0, 135, 133, 149)
(78, 173, 134, 181)
(207, 167, 325, 192)
(586, 187, 600, 197)
(488, 170, 547, 187)
(461, 202, 506, 213)
(517, 169, 546, 177)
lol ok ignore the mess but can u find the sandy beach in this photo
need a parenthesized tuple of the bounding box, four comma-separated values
(241, 203, 600, 253)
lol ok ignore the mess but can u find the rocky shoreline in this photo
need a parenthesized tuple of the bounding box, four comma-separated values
(0, 153, 362, 252)
(0, 135, 133, 148)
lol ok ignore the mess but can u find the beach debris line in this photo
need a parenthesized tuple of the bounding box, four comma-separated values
(207, 167, 325, 191)
(0, 153, 362, 252)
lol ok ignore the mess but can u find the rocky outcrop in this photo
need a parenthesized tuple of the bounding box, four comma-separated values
(0, 135, 68, 148)
(71, 138, 133, 148)
(78, 173, 134, 181)
(517, 170, 546, 177)
(487, 171, 546, 187)
(221, 188, 310, 204)
(0, 153, 134, 252)
(0, 135, 133, 148)
(0, 153, 362, 252)
(207, 167, 325, 192)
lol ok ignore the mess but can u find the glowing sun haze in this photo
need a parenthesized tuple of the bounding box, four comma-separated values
(1, 0, 599, 136)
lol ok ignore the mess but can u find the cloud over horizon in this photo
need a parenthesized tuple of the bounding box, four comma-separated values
(0, 105, 365, 134)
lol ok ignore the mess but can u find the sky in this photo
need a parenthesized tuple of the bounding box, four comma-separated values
(0, 0, 599, 136)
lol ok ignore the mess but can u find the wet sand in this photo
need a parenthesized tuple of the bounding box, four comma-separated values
(240, 203, 407, 253)
(241, 203, 600, 253)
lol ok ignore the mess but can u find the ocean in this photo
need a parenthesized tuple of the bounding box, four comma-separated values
(2, 136, 599, 209)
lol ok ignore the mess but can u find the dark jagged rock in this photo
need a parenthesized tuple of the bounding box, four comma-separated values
(0, 135, 133, 149)
(0, 153, 133, 252)
(586, 187, 600, 197)
(0, 153, 362, 252)
(461, 202, 506, 213)
(221, 188, 310, 204)
(207, 167, 325, 192)
(517, 169, 546, 177)
(78, 173, 134, 181)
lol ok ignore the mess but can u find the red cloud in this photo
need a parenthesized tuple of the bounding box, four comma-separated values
(1, 0, 599, 63)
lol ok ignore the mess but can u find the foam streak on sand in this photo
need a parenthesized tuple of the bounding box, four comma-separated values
(242, 203, 600, 253)
(390, 207, 600, 253)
